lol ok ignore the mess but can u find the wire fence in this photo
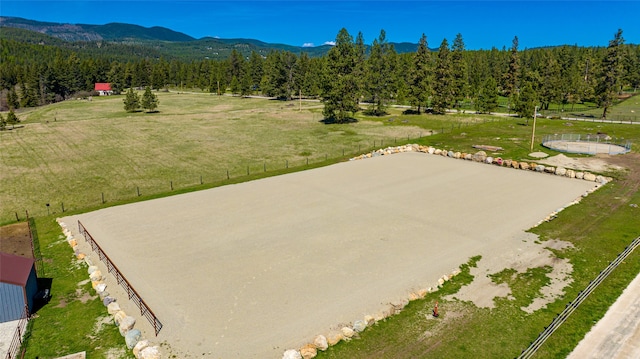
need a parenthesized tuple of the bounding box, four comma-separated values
(78, 220, 163, 336)
(518, 235, 640, 359)
(542, 133, 632, 155)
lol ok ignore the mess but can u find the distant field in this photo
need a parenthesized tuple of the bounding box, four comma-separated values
(3, 92, 640, 224)
(0, 92, 428, 224)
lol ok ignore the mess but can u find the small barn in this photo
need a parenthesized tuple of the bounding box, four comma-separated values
(94, 83, 113, 96)
(0, 252, 38, 322)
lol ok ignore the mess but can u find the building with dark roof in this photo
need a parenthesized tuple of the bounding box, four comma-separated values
(0, 252, 38, 322)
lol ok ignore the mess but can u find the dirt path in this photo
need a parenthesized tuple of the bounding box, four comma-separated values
(61, 152, 597, 358)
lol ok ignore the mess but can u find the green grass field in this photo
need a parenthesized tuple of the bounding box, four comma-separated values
(4, 92, 640, 358)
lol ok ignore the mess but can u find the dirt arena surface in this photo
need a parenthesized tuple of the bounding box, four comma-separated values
(61, 152, 598, 358)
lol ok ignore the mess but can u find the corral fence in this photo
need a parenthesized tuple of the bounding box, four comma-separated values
(4, 306, 28, 359)
(78, 220, 163, 336)
(542, 133, 632, 155)
(518, 235, 640, 359)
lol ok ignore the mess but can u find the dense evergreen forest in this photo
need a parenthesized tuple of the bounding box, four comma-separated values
(1, 26, 638, 120)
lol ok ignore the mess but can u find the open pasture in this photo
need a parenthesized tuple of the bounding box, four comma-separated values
(0, 92, 425, 224)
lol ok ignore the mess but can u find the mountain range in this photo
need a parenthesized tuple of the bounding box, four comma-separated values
(0, 16, 422, 60)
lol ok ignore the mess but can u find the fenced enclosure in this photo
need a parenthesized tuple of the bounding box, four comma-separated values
(542, 133, 632, 155)
(78, 221, 163, 336)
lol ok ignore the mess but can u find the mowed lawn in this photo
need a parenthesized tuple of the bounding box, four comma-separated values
(0, 92, 425, 224)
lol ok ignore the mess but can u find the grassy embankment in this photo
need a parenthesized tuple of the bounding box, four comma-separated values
(3, 92, 638, 358)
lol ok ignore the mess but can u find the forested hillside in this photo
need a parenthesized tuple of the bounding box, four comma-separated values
(1, 23, 638, 120)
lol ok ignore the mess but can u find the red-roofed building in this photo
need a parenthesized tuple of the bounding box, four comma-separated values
(95, 83, 113, 96)
(0, 252, 38, 322)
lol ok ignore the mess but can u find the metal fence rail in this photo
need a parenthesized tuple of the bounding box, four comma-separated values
(5, 307, 28, 359)
(78, 220, 163, 336)
(518, 235, 640, 359)
(542, 133, 632, 155)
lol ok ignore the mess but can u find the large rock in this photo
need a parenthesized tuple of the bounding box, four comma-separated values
(313, 335, 328, 351)
(544, 166, 556, 173)
(575, 172, 585, 179)
(125, 329, 142, 349)
(114, 310, 127, 326)
(327, 332, 344, 346)
(353, 320, 366, 333)
(472, 151, 487, 162)
(133, 340, 150, 358)
(535, 165, 545, 172)
(583, 173, 597, 181)
(282, 349, 302, 359)
(511, 160, 519, 169)
(119, 315, 136, 336)
(566, 169, 576, 178)
(485, 156, 494, 164)
(107, 301, 121, 315)
(89, 270, 103, 281)
(555, 167, 567, 176)
(138, 346, 161, 359)
(519, 162, 530, 170)
(341, 326, 355, 338)
(364, 315, 376, 327)
(300, 344, 317, 359)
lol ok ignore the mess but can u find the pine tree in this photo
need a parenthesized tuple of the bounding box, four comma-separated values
(597, 29, 625, 119)
(451, 33, 469, 111)
(503, 36, 520, 112)
(322, 28, 360, 123)
(123, 88, 140, 112)
(514, 82, 538, 122)
(230, 76, 240, 96)
(0, 113, 6, 131)
(409, 34, 431, 113)
(6, 110, 20, 129)
(365, 29, 395, 116)
(475, 77, 498, 114)
(432, 38, 454, 114)
(141, 86, 159, 112)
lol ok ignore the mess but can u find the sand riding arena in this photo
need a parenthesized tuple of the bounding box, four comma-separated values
(59, 146, 605, 358)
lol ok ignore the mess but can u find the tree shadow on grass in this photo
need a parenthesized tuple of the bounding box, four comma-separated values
(319, 117, 359, 124)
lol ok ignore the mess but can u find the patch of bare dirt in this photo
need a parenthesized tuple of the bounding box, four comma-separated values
(446, 235, 574, 313)
(0, 222, 33, 258)
(538, 153, 625, 173)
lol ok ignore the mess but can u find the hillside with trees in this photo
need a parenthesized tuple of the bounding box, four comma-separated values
(1, 21, 638, 120)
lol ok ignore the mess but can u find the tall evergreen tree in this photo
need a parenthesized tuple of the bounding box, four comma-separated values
(141, 86, 159, 112)
(597, 29, 625, 119)
(123, 87, 140, 112)
(503, 36, 520, 112)
(451, 33, 469, 111)
(432, 38, 454, 114)
(364, 29, 395, 115)
(322, 28, 360, 122)
(475, 77, 498, 114)
(409, 34, 431, 113)
(539, 52, 562, 110)
(514, 82, 538, 122)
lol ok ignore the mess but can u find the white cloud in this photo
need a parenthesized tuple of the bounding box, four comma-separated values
(302, 42, 314, 47)
(323, 41, 336, 46)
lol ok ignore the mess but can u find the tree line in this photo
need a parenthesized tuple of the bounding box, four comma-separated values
(1, 28, 638, 120)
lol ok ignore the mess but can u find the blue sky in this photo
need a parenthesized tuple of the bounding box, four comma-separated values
(1, 1, 638, 49)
